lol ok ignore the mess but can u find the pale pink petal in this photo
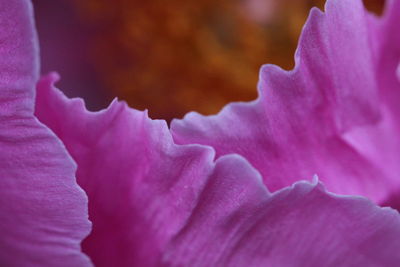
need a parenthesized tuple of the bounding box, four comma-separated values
(0, 1, 91, 265)
(171, 0, 400, 204)
(36, 74, 400, 266)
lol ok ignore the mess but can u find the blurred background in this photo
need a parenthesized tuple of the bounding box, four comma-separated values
(32, 0, 384, 121)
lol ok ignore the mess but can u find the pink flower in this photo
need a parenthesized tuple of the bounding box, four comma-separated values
(1, 0, 400, 266)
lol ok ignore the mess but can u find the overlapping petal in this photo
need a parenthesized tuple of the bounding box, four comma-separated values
(0, 0, 92, 265)
(36, 74, 400, 266)
(171, 0, 400, 204)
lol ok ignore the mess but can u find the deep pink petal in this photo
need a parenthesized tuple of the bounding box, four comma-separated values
(0, 1, 91, 265)
(36, 74, 400, 266)
(171, 0, 400, 204)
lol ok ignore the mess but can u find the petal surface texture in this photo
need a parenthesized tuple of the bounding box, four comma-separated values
(0, 0, 91, 265)
(171, 0, 400, 204)
(36, 75, 400, 266)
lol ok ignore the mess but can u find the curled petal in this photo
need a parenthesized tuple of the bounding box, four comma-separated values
(171, 0, 400, 204)
(0, 1, 91, 265)
(36, 74, 400, 266)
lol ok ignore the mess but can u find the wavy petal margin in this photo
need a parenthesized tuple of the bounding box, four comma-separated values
(0, 1, 91, 265)
(36, 74, 400, 266)
(171, 0, 400, 204)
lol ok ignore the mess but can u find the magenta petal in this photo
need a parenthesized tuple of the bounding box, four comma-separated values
(36, 75, 400, 266)
(163, 177, 400, 267)
(0, 0, 38, 115)
(397, 63, 400, 81)
(371, 0, 400, 119)
(0, 1, 91, 265)
(171, 0, 400, 204)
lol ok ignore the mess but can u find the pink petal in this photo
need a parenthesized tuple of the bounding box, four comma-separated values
(343, 0, 400, 209)
(36, 74, 400, 266)
(370, 0, 400, 119)
(171, 0, 400, 204)
(0, 1, 91, 265)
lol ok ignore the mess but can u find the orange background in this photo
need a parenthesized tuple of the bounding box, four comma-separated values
(33, 0, 384, 120)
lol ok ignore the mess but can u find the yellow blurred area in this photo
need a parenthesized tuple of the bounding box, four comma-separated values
(73, 0, 384, 120)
